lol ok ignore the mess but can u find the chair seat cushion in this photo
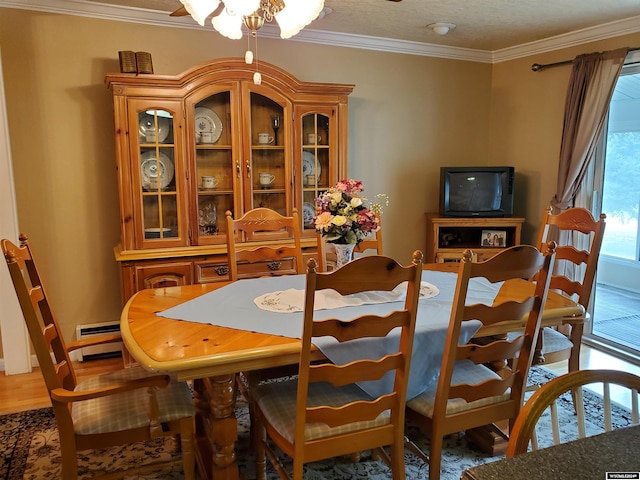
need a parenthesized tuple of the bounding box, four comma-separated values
(255, 378, 390, 443)
(506, 328, 574, 355)
(72, 366, 194, 435)
(540, 327, 574, 354)
(406, 360, 507, 418)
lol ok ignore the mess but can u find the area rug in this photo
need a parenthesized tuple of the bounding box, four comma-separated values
(1, 367, 635, 479)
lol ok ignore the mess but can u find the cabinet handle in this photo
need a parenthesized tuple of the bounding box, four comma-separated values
(236, 160, 241, 178)
(214, 265, 229, 276)
(246, 160, 251, 178)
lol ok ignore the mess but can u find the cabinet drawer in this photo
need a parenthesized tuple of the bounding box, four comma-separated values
(195, 259, 231, 283)
(134, 262, 193, 291)
(236, 258, 298, 279)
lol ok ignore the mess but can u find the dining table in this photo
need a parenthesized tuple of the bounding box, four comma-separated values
(460, 425, 640, 480)
(120, 264, 583, 480)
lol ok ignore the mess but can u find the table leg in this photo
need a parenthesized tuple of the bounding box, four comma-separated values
(193, 374, 240, 480)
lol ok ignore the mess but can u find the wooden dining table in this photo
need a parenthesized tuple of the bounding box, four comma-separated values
(120, 265, 583, 480)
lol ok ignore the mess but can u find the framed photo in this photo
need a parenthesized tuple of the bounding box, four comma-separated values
(481, 230, 506, 247)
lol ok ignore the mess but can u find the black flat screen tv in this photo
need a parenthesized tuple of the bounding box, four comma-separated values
(439, 166, 515, 217)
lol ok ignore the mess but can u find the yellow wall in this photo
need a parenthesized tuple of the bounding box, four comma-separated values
(0, 7, 639, 355)
(489, 35, 640, 241)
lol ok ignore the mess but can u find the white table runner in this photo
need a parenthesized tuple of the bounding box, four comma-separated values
(253, 281, 439, 313)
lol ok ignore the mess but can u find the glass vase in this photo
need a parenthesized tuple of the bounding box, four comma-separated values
(333, 243, 356, 268)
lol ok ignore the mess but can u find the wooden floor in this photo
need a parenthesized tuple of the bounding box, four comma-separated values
(2, 345, 640, 415)
(0, 356, 125, 415)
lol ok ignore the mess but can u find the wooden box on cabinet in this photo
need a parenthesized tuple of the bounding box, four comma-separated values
(106, 59, 354, 302)
(425, 213, 525, 263)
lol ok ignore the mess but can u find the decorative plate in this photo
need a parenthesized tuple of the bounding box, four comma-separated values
(302, 202, 316, 227)
(139, 113, 171, 143)
(194, 107, 223, 143)
(419, 281, 440, 299)
(140, 151, 174, 190)
(302, 151, 322, 179)
(144, 227, 172, 239)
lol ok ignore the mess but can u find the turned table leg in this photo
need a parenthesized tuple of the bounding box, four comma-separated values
(193, 374, 240, 480)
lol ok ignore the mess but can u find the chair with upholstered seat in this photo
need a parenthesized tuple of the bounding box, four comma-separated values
(1, 234, 195, 480)
(507, 369, 640, 456)
(225, 207, 304, 281)
(405, 244, 556, 480)
(253, 250, 424, 480)
(226, 207, 305, 436)
(532, 206, 606, 373)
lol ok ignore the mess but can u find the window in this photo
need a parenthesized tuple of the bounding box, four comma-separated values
(600, 64, 640, 261)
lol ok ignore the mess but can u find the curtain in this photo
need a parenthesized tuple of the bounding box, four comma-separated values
(546, 48, 627, 297)
(551, 47, 628, 211)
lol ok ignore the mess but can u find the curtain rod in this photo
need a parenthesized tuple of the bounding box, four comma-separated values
(531, 46, 640, 72)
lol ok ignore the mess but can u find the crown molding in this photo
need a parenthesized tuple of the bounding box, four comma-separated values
(492, 15, 640, 63)
(2, 0, 639, 63)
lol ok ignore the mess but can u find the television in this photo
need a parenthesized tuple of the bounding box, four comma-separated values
(439, 166, 515, 217)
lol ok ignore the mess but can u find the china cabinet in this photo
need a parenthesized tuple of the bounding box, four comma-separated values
(106, 59, 354, 301)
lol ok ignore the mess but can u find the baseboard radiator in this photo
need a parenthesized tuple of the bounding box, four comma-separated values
(75, 321, 123, 361)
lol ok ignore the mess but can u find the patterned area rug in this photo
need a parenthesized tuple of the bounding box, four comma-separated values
(0, 367, 635, 479)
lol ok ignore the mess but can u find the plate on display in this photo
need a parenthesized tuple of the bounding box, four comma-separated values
(140, 151, 174, 190)
(139, 113, 171, 143)
(144, 227, 172, 239)
(194, 107, 223, 143)
(302, 151, 322, 179)
(302, 202, 316, 227)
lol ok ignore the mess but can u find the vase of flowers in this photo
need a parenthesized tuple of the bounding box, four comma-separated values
(313, 179, 387, 268)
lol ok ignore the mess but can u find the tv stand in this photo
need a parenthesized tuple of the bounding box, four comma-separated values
(425, 213, 525, 263)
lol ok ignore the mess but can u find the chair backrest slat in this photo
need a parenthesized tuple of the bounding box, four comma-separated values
(2, 236, 78, 393)
(225, 208, 303, 281)
(295, 251, 423, 448)
(436, 244, 556, 422)
(536, 205, 606, 308)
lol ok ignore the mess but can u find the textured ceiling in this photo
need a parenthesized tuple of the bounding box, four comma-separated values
(83, 0, 640, 51)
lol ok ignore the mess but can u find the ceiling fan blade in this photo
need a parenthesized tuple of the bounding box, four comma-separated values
(170, 6, 189, 17)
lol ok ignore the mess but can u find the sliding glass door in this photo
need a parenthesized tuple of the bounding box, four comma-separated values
(586, 56, 640, 362)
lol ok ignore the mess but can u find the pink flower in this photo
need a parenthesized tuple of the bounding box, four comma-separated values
(313, 179, 386, 245)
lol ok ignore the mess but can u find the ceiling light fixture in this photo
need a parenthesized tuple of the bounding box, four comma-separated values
(179, 0, 325, 40)
(427, 22, 456, 35)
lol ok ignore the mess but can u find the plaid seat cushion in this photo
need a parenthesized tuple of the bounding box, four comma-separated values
(255, 378, 390, 443)
(540, 327, 574, 354)
(407, 360, 508, 418)
(72, 366, 194, 435)
(507, 328, 573, 355)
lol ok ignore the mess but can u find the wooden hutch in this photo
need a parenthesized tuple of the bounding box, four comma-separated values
(106, 59, 354, 301)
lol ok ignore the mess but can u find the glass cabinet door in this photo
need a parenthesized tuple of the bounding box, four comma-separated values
(248, 92, 288, 216)
(191, 91, 233, 245)
(301, 111, 332, 233)
(132, 103, 187, 248)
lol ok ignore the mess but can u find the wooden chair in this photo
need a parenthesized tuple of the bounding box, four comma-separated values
(316, 215, 382, 272)
(506, 369, 640, 457)
(1, 234, 195, 480)
(533, 206, 606, 373)
(405, 244, 556, 480)
(225, 207, 304, 281)
(253, 250, 424, 480)
(226, 208, 305, 435)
